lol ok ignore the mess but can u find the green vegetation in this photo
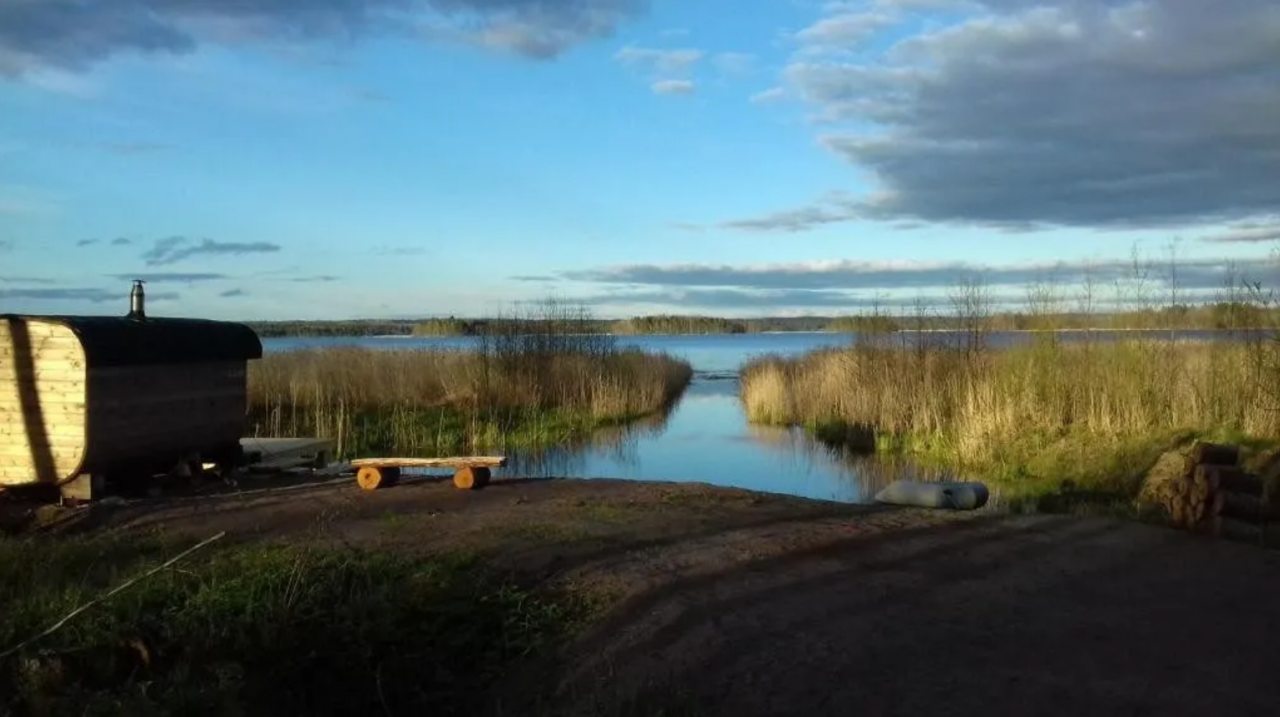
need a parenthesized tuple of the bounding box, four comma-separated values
(741, 337, 1280, 510)
(825, 315, 900, 334)
(247, 319, 415, 338)
(411, 318, 481, 336)
(249, 304, 693, 458)
(611, 315, 747, 335)
(0, 535, 587, 715)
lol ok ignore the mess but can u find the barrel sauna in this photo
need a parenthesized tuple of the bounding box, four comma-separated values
(0, 313, 262, 498)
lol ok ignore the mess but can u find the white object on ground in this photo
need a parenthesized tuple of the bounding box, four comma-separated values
(875, 480, 989, 510)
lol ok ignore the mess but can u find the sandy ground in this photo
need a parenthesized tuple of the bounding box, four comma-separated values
(10, 472, 1280, 716)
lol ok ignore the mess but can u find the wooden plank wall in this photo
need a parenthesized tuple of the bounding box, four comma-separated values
(0, 319, 87, 485)
(85, 362, 247, 467)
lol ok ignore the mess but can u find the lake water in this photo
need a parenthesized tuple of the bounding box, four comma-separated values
(261, 330, 1238, 503)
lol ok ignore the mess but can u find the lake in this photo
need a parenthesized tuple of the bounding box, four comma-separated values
(261, 330, 1238, 503)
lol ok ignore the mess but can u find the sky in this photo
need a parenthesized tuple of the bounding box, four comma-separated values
(1, 0, 1278, 320)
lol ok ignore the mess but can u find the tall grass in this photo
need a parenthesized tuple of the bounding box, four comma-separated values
(742, 337, 1280, 497)
(249, 346, 692, 458)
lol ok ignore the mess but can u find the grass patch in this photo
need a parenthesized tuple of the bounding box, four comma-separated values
(0, 534, 588, 715)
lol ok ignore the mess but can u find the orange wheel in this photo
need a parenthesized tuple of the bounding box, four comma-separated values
(356, 466, 385, 491)
(453, 466, 490, 490)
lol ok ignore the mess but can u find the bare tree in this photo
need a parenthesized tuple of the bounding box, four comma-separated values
(949, 274, 992, 358)
(1078, 258, 1099, 343)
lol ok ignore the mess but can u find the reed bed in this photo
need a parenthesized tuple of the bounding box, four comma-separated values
(742, 338, 1280, 496)
(248, 346, 692, 457)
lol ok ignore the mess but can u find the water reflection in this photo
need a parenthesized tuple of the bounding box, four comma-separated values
(497, 373, 945, 504)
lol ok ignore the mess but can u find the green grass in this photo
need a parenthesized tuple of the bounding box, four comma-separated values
(248, 404, 628, 459)
(0, 535, 589, 716)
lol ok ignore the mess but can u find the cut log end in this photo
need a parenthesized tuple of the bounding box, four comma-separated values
(453, 466, 491, 491)
(356, 466, 400, 491)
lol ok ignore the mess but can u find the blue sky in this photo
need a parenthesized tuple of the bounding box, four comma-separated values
(1, 0, 1278, 319)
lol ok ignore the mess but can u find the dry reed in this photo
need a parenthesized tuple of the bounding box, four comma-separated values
(248, 346, 692, 457)
(741, 339, 1280, 478)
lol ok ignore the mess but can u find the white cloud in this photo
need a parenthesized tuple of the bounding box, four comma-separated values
(750, 86, 786, 104)
(796, 11, 895, 48)
(713, 51, 755, 75)
(614, 46, 703, 75)
(651, 79, 695, 95)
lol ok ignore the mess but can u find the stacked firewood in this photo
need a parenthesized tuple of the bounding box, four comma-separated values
(1167, 442, 1274, 544)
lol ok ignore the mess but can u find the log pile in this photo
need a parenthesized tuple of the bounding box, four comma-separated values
(1164, 442, 1275, 545)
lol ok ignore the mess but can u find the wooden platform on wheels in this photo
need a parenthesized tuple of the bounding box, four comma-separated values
(348, 456, 506, 491)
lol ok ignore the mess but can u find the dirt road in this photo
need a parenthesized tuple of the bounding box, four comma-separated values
(40, 474, 1280, 715)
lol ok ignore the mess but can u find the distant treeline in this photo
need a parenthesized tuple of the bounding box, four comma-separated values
(612, 315, 746, 335)
(245, 303, 1276, 339)
(248, 320, 415, 337)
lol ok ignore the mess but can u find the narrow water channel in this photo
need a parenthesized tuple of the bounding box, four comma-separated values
(500, 370, 945, 503)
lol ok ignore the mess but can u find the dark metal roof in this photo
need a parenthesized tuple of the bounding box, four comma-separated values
(3, 315, 263, 367)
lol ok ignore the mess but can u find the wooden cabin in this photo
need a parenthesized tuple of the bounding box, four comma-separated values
(0, 310, 262, 498)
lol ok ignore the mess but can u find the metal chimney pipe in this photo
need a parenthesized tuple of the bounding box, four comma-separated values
(128, 279, 146, 320)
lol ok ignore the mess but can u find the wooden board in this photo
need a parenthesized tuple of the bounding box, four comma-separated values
(349, 456, 507, 469)
(85, 362, 247, 467)
(0, 318, 87, 485)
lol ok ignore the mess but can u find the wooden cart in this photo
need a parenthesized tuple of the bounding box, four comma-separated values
(348, 456, 506, 491)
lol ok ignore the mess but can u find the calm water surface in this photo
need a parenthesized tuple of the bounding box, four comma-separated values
(261, 330, 1235, 503)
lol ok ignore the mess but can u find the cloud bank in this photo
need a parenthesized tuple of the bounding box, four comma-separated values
(564, 255, 1278, 311)
(0, 0, 647, 76)
(758, 0, 1280, 230)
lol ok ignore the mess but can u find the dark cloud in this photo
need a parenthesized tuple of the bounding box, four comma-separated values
(567, 256, 1278, 293)
(779, 0, 1280, 228)
(0, 0, 646, 76)
(110, 272, 226, 283)
(142, 236, 280, 265)
(579, 285, 1233, 313)
(219, 288, 247, 298)
(0, 287, 178, 303)
(583, 288, 880, 309)
(289, 275, 341, 283)
(76, 238, 98, 247)
(1202, 223, 1280, 244)
(111, 237, 132, 245)
(719, 201, 856, 233)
